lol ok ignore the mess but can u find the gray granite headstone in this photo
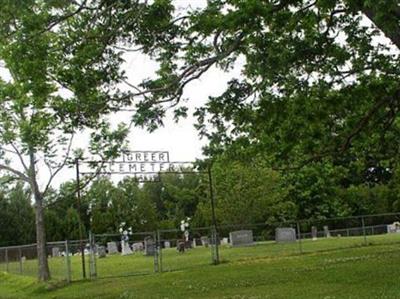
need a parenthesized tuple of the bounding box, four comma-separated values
(200, 236, 209, 247)
(229, 230, 254, 247)
(52, 247, 60, 257)
(98, 246, 106, 258)
(107, 241, 118, 254)
(323, 225, 331, 238)
(275, 228, 296, 243)
(311, 226, 318, 240)
(144, 236, 155, 256)
(132, 242, 144, 252)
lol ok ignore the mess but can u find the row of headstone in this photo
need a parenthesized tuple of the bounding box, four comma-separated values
(276, 226, 331, 242)
(105, 238, 156, 256)
(313, 226, 332, 239)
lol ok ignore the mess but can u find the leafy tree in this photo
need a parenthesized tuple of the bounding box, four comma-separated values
(87, 178, 122, 234)
(194, 159, 295, 226)
(121, 1, 400, 173)
(0, 182, 35, 246)
(285, 162, 352, 220)
(0, 1, 140, 280)
(63, 208, 82, 241)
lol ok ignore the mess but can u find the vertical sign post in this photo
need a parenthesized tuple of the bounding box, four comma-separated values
(208, 165, 219, 265)
(75, 158, 86, 279)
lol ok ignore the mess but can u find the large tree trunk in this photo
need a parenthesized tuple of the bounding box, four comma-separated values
(34, 190, 50, 281)
(29, 149, 51, 281)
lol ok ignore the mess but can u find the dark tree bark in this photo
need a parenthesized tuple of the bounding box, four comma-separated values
(29, 150, 50, 281)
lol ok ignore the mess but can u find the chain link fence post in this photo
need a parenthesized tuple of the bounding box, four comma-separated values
(157, 230, 162, 273)
(296, 222, 303, 254)
(153, 231, 159, 273)
(65, 240, 72, 283)
(210, 226, 219, 265)
(88, 232, 97, 279)
(5, 248, 8, 272)
(18, 247, 22, 274)
(361, 216, 367, 245)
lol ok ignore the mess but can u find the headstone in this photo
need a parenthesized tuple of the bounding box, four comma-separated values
(107, 241, 118, 254)
(52, 247, 60, 257)
(387, 224, 400, 233)
(184, 230, 189, 241)
(177, 241, 185, 253)
(164, 241, 171, 248)
(195, 238, 202, 246)
(98, 246, 106, 258)
(200, 236, 209, 247)
(275, 228, 296, 243)
(323, 225, 331, 238)
(184, 240, 192, 249)
(221, 237, 229, 245)
(229, 230, 254, 247)
(132, 242, 144, 252)
(311, 226, 318, 241)
(192, 239, 197, 248)
(121, 241, 133, 255)
(144, 236, 155, 256)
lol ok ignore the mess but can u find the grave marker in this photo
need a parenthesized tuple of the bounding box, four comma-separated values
(275, 228, 296, 243)
(229, 230, 254, 247)
(144, 236, 155, 256)
(323, 225, 331, 238)
(107, 242, 118, 254)
(52, 247, 60, 257)
(311, 226, 318, 241)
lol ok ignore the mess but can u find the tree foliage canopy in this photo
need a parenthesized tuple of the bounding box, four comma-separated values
(126, 0, 400, 172)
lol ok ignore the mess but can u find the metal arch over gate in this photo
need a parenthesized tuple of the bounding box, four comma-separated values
(74, 150, 219, 279)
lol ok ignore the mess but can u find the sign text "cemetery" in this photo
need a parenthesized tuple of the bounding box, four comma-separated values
(80, 151, 193, 175)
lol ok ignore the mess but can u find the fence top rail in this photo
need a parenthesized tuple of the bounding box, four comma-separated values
(0, 243, 37, 250)
(158, 226, 213, 233)
(94, 232, 155, 238)
(0, 239, 91, 251)
(47, 241, 68, 246)
(297, 212, 400, 224)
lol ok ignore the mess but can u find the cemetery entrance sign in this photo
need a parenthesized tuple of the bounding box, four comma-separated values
(79, 150, 194, 181)
(75, 150, 220, 278)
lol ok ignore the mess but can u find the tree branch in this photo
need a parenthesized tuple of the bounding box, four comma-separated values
(42, 134, 74, 196)
(0, 164, 30, 183)
(362, 7, 400, 50)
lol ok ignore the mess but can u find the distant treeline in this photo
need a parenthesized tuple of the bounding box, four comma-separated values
(1, 156, 399, 246)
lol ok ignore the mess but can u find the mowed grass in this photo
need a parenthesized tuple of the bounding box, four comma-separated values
(1, 234, 400, 298)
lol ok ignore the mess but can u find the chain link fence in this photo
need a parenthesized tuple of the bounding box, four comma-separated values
(90, 232, 158, 279)
(0, 240, 87, 282)
(1, 212, 400, 282)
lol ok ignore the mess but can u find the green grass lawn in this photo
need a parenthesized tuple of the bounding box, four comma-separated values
(1, 234, 400, 298)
